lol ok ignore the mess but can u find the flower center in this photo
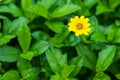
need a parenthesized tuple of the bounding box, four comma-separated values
(76, 23, 83, 30)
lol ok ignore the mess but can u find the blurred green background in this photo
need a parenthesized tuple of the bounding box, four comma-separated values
(0, 0, 120, 80)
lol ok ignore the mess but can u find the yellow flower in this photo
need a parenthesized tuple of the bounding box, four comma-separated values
(68, 16, 91, 36)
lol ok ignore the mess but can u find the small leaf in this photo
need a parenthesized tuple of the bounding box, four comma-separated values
(50, 74, 61, 80)
(46, 47, 67, 74)
(105, 24, 116, 41)
(109, 0, 120, 8)
(84, 0, 98, 9)
(96, 3, 114, 15)
(38, 0, 56, 9)
(3, 18, 12, 35)
(21, 0, 32, 10)
(93, 72, 111, 80)
(17, 58, 32, 71)
(1, 0, 12, 4)
(89, 16, 98, 33)
(64, 34, 81, 46)
(31, 40, 50, 56)
(0, 46, 20, 62)
(50, 27, 69, 48)
(50, 0, 80, 18)
(32, 31, 50, 41)
(0, 3, 22, 17)
(69, 57, 83, 77)
(62, 65, 75, 78)
(20, 51, 34, 61)
(90, 26, 106, 42)
(2, 70, 20, 80)
(115, 20, 120, 26)
(115, 74, 120, 79)
(4, 17, 28, 35)
(96, 45, 116, 72)
(76, 44, 96, 70)
(17, 22, 31, 53)
(113, 28, 120, 43)
(45, 21, 64, 33)
(28, 3, 49, 19)
(0, 35, 15, 45)
(21, 67, 40, 79)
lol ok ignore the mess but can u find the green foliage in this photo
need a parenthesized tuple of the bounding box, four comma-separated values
(50, 0, 80, 18)
(2, 70, 20, 80)
(96, 45, 116, 72)
(76, 44, 96, 70)
(93, 72, 111, 80)
(31, 40, 50, 56)
(0, 46, 20, 62)
(0, 3, 22, 17)
(0, 0, 120, 80)
(17, 22, 31, 53)
(45, 21, 64, 33)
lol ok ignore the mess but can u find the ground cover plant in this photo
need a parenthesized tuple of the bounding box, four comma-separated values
(0, 0, 120, 80)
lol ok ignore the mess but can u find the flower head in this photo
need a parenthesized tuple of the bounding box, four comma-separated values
(68, 16, 91, 36)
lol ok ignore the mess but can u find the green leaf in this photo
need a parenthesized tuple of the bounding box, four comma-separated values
(32, 31, 50, 41)
(17, 22, 31, 53)
(0, 46, 20, 62)
(96, 3, 114, 15)
(11, 17, 28, 35)
(113, 28, 120, 43)
(69, 57, 83, 77)
(28, 3, 49, 19)
(84, 0, 98, 9)
(115, 20, 120, 26)
(45, 21, 64, 33)
(31, 40, 50, 56)
(38, 0, 56, 9)
(21, 0, 32, 10)
(62, 65, 75, 78)
(0, 35, 15, 45)
(115, 74, 120, 79)
(78, 8, 91, 16)
(109, 0, 120, 8)
(46, 47, 67, 74)
(1, 0, 12, 4)
(21, 67, 40, 79)
(3, 18, 12, 35)
(50, 0, 80, 18)
(90, 25, 107, 42)
(96, 45, 116, 72)
(0, 3, 22, 17)
(76, 44, 96, 70)
(64, 34, 81, 46)
(17, 58, 32, 71)
(2, 70, 20, 80)
(3, 17, 28, 35)
(50, 74, 61, 80)
(93, 72, 111, 80)
(89, 16, 98, 33)
(0, 15, 7, 19)
(105, 24, 116, 41)
(50, 27, 69, 48)
(21, 0, 37, 21)
(20, 51, 34, 61)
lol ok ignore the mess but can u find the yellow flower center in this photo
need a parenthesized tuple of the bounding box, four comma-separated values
(76, 23, 83, 30)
